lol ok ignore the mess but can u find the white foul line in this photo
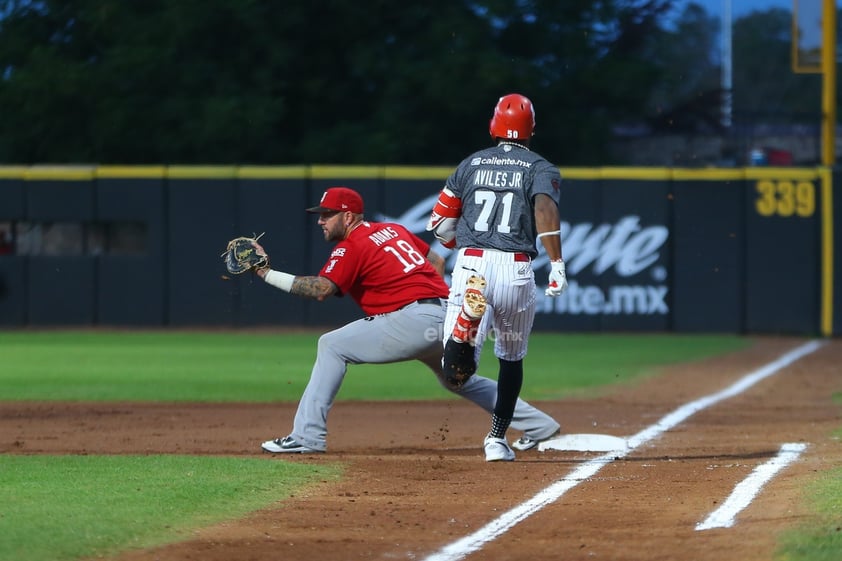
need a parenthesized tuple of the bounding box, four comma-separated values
(422, 340, 824, 561)
(695, 442, 808, 531)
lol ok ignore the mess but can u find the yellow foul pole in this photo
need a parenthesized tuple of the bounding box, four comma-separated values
(820, 0, 836, 336)
(821, 0, 836, 165)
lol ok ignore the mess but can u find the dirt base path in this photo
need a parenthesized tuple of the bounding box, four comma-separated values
(3, 336, 840, 561)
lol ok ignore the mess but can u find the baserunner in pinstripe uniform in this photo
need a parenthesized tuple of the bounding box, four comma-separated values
(427, 93, 568, 462)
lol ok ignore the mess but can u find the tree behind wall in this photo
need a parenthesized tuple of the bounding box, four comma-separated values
(0, 0, 682, 166)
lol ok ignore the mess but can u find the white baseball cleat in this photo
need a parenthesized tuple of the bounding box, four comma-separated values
(484, 434, 516, 462)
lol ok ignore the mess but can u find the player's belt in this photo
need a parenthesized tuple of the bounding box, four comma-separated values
(398, 297, 442, 311)
(463, 248, 530, 262)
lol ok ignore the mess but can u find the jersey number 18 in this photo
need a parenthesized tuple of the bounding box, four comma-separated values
(383, 240, 426, 273)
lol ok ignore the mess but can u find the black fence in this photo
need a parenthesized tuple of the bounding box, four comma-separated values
(0, 165, 837, 335)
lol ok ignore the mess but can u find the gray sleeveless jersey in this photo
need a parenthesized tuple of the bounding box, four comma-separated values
(445, 142, 561, 257)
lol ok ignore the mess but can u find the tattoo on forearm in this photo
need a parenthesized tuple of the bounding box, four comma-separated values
(291, 276, 332, 299)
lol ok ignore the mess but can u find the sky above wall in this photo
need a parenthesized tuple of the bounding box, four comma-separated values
(673, 0, 818, 18)
(672, 0, 835, 52)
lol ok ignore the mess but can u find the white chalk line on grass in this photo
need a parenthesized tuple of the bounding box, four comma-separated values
(422, 340, 824, 561)
(695, 442, 808, 530)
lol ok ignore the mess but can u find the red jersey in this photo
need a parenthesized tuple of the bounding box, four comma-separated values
(318, 221, 449, 315)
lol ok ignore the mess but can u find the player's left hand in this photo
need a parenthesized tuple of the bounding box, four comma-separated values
(545, 260, 568, 297)
(222, 233, 270, 275)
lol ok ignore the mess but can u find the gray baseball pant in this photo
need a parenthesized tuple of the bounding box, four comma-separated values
(288, 300, 559, 452)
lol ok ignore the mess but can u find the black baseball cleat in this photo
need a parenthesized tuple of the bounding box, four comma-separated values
(443, 338, 477, 388)
(512, 429, 562, 451)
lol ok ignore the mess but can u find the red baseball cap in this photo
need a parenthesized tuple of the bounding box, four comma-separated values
(306, 186, 364, 214)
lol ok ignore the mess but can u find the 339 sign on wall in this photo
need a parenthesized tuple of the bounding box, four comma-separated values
(754, 179, 815, 217)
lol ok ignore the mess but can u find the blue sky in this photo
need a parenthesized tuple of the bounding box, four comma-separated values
(675, 0, 810, 17)
(674, 0, 836, 50)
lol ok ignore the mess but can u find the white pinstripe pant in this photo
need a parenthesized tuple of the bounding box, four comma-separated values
(444, 247, 536, 364)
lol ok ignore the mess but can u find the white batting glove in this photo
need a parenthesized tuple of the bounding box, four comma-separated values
(545, 260, 568, 297)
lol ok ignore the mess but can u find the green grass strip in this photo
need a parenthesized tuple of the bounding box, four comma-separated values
(0, 331, 750, 401)
(513, 333, 750, 399)
(776, 395, 842, 561)
(0, 455, 340, 561)
(776, 467, 842, 561)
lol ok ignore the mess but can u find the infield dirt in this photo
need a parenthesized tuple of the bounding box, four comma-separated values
(3, 336, 841, 561)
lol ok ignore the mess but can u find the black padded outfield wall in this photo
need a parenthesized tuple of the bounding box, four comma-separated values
(742, 168, 824, 334)
(167, 168, 240, 326)
(669, 172, 745, 333)
(166, 167, 313, 328)
(0, 165, 835, 335)
(22, 168, 96, 326)
(540, 171, 673, 333)
(0, 170, 26, 325)
(231, 168, 311, 327)
(96, 167, 167, 326)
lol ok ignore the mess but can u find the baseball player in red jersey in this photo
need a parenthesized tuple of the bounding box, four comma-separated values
(427, 94, 568, 461)
(256, 186, 560, 454)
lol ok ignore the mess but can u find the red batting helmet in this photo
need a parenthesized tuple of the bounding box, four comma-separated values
(489, 93, 535, 141)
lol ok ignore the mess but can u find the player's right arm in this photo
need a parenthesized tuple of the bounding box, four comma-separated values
(257, 268, 339, 301)
(426, 186, 461, 248)
(290, 275, 339, 301)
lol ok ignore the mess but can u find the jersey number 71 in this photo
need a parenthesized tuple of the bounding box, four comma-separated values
(474, 190, 514, 234)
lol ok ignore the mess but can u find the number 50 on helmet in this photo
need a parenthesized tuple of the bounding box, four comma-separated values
(489, 93, 535, 141)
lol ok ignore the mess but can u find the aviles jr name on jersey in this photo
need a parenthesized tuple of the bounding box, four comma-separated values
(474, 170, 523, 188)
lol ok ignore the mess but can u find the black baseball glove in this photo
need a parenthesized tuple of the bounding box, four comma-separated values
(222, 233, 270, 275)
(441, 339, 477, 389)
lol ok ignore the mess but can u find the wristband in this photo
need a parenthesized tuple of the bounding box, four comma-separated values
(537, 230, 561, 239)
(264, 269, 295, 292)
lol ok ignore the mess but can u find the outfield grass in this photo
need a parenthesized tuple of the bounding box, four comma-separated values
(0, 331, 750, 401)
